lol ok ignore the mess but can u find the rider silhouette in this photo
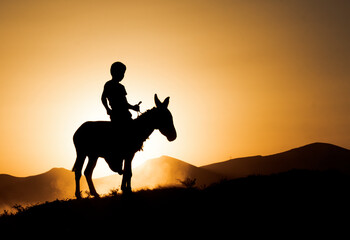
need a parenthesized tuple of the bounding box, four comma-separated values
(101, 62, 140, 126)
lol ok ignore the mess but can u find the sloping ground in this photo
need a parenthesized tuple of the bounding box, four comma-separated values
(0, 156, 221, 211)
(0, 168, 78, 210)
(1, 143, 349, 212)
(1, 170, 349, 237)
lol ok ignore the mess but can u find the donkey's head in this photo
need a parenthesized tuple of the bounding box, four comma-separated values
(154, 94, 177, 142)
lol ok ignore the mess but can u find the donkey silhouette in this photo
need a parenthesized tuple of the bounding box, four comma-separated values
(72, 94, 177, 198)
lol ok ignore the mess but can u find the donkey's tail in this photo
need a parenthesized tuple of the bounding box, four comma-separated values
(72, 162, 77, 172)
(72, 157, 78, 172)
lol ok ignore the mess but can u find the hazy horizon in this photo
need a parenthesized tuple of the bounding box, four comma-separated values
(1, 142, 348, 178)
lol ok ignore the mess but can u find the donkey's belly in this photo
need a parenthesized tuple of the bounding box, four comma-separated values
(84, 137, 124, 156)
(104, 154, 124, 173)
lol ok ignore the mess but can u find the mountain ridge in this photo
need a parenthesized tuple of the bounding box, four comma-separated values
(201, 142, 350, 178)
(1, 142, 349, 212)
(132, 155, 223, 187)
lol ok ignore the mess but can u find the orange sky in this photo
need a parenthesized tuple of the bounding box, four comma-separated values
(0, 0, 349, 177)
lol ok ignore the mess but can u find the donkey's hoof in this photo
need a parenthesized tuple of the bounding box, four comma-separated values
(121, 187, 132, 195)
(92, 192, 100, 198)
(75, 192, 82, 199)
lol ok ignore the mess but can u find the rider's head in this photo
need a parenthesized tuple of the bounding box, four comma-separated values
(110, 62, 126, 82)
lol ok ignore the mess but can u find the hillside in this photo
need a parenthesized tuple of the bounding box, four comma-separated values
(132, 156, 222, 187)
(1, 142, 349, 212)
(0, 168, 77, 211)
(0, 156, 220, 211)
(201, 142, 350, 178)
(1, 170, 349, 236)
(84, 156, 223, 193)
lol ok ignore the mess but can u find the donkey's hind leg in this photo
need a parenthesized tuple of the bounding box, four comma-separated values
(84, 155, 99, 198)
(72, 152, 86, 199)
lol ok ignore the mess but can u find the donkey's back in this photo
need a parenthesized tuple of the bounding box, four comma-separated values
(73, 121, 118, 156)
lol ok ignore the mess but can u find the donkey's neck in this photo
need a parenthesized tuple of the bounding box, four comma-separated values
(133, 108, 158, 149)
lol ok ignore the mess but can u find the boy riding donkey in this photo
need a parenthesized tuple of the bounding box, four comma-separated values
(101, 61, 142, 174)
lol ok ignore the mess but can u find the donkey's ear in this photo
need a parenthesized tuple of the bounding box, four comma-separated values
(155, 94, 161, 108)
(163, 97, 170, 108)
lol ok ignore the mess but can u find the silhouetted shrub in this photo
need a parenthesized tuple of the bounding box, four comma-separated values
(12, 204, 25, 214)
(177, 177, 196, 188)
(84, 190, 92, 198)
(108, 188, 119, 197)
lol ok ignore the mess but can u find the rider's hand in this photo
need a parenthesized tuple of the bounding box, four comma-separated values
(133, 104, 140, 112)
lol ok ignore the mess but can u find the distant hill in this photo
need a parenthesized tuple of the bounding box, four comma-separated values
(132, 156, 222, 187)
(92, 155, 223, 192)
(1, 142, 349, 212)
(0, 156, 222, 211)
(201, 142, 350, 179)
(0, 168, 77, 211)
(2, 169, 350, 235)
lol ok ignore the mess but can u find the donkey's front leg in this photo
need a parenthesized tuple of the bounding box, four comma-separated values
(121, 155, 133, 193)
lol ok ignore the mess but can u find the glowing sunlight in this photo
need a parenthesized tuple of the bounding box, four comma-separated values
(1, 1, 350, 233)
(0, 0, 349, 178)
(92, 132, 167, 178)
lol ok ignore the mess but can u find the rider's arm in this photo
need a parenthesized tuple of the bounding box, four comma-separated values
(120, 85, 139, 112)
(126, 99, 140, 112)
(101, 90, 112, 115)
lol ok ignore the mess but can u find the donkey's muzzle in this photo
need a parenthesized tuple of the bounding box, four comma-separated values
(167, 131, 177, 142)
